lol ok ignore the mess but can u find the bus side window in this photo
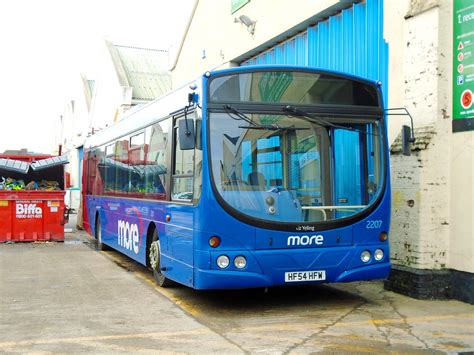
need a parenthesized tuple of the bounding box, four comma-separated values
(172, 118, 194, 202)
(104, 144, 116, 194)
(145, 119, 169, 199)
(115, 137, 130, 194)
(86, 150, 102, 196)
(90, 147, 105, 196)
(85, 151, 94, 195)
(129, 132, 145, 165)
(129, 132, 146, 195)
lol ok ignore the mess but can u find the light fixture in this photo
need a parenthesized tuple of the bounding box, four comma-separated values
(217, 255, 230, 269)
(361, 251, 371, 263)
(234, 15, 256, 35)
(234, 256, 247, 269)
(374, 249, 384, 261)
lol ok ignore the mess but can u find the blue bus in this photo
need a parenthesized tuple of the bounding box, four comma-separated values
(82, 66, 390, 289)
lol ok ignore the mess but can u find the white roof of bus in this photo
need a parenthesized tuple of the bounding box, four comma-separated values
(84, 78, 202, 149)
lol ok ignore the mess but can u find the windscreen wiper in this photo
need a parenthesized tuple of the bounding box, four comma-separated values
(224, 105, 258, 126)
(283, 105, 338, 128)
(283, 105, 379, 136)
(224, 105, 307, 131)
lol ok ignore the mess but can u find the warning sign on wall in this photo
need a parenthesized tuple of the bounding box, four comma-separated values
(453, 0, 474, 132)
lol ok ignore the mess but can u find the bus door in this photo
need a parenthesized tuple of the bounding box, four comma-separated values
(163, 116, 196, 287)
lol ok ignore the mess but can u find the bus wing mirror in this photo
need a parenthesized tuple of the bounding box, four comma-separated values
(178, 119, 195, 150)
(401, 125, 412, 156)
(385, 108, 416, 157)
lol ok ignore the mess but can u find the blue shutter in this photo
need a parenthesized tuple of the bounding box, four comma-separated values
(241, 0, 388, 100)
(240, 0, 388, 216)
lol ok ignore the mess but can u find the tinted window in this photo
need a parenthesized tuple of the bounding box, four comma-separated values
(114, 137, 130, 193)
(172, 118, 195, 202)
(129, 132, 146, 196)
(86, 148, 104, 195)
(144, 119, 170, 199)
(103, 144, 117, 194)
(209, 71, 379, 107)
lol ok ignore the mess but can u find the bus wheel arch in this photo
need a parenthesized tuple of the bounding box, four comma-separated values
(147, 225, 173, 287)
(94, 212, 108, 251)
(145, 222, 156, 268)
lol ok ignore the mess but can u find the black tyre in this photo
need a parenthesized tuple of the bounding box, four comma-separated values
(149, 229, 173, 287)
(95, 216, 109, 251)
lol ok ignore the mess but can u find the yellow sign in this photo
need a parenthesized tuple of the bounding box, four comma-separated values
(0, 200, 9, 207)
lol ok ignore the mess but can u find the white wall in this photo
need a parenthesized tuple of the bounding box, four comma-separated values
(384, 0, 410, 144)
(60, 40, 124, 210)
(386, 0, 473, 273)
(172, 0, 342, 86)
(88, 42, 127, 132)
(449, 131, 474, 272)
(437, 0, 474, 274)
(59, 74, 91, 210)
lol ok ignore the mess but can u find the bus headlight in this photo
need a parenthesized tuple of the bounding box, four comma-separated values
(234, 256, 247, 269)
(374, 249, 384, 261)
(217, 255, 230, 269)
(361, 251, 371, 263)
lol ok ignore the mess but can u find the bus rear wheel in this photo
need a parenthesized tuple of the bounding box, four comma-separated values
(149, 230, 173, 287)
(95, 216, 109, 251)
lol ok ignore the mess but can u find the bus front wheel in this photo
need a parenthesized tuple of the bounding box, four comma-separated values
(149, 230, 173, 287)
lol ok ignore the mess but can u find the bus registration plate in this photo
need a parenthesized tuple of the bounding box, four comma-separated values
(285, 270, 326, 282)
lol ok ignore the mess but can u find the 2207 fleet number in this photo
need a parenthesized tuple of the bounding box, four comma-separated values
(366, 220, 382, 229)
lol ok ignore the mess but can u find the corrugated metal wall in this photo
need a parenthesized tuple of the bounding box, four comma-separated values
(241, 0, 388, 101)
(241, 0, 388, 216)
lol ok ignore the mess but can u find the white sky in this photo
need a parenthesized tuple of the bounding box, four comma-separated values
(0, 0, 194, 154)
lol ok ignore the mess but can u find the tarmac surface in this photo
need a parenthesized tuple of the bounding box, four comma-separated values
(0, 216, 473, 354)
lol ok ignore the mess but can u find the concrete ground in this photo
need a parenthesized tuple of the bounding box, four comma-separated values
(0, 215, 473, 354)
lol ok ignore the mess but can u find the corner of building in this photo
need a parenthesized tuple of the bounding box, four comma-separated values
(385, 0, 473, 304)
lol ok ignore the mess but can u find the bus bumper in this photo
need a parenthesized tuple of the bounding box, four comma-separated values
(335, 262, 390, 282)
(194, 269, 273, 290)
(193, 262, 390, 290)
